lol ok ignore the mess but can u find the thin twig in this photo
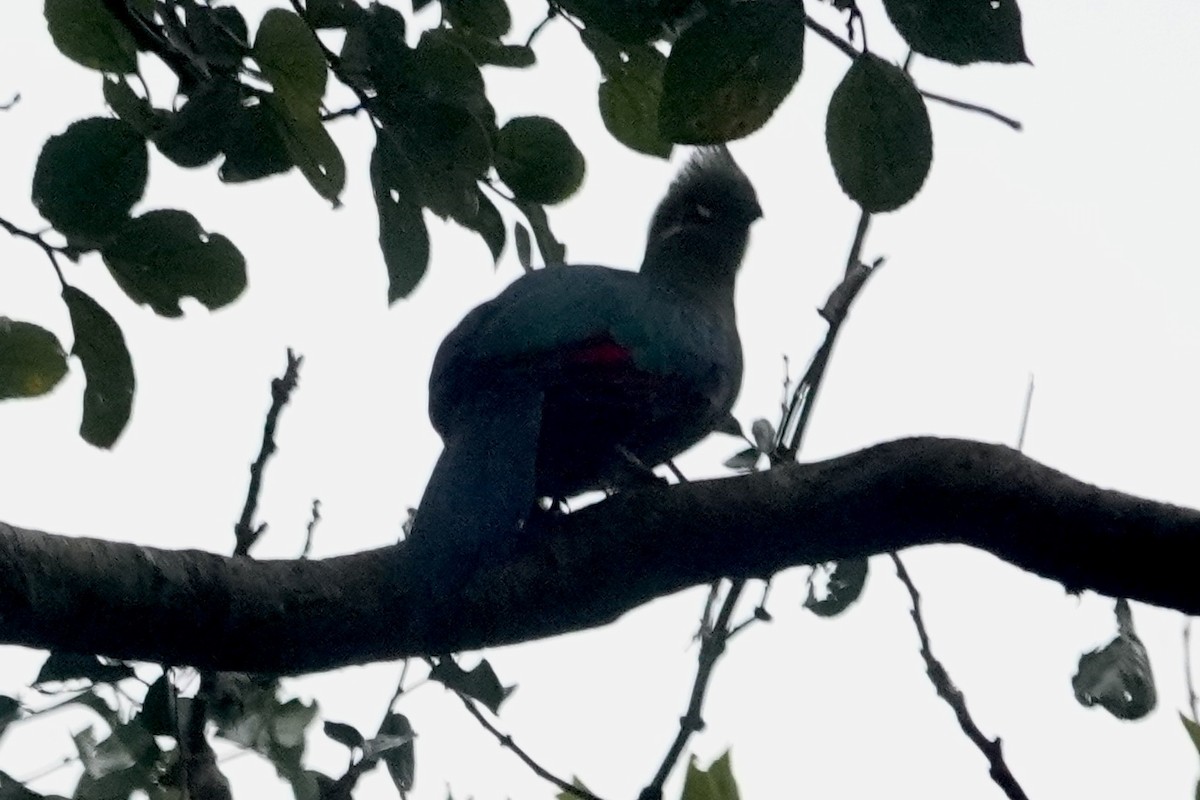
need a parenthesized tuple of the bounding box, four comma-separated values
(1016, 374, 1034, 451)
(301, 499, 322, 558)
(456, 693, 604, 800)
(890, 553, 1029, 800)
(0, 93, 19, 110)
(640, 581, 745, 800)
(234, 350, 303, 556)
(526, 5, 558, 48)
(919, 89, 1024, 131)
(0, 215, 70, 284)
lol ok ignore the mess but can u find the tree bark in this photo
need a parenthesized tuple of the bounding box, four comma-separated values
(1, 437, 1196, 674)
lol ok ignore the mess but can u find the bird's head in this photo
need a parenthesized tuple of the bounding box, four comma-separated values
(641, 146, 762, 292)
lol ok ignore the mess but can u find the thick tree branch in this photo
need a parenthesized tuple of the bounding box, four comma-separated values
(1, 437, 1198, 673)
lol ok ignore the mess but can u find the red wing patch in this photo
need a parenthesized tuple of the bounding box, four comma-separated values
(564, 337, 633, 366)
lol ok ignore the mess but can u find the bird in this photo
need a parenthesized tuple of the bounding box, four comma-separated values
(407, 146, 762, 588)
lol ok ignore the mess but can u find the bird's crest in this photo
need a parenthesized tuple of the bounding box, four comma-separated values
(653, 146, 762, 233)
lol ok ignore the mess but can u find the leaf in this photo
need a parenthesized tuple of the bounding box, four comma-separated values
(460, 189, 505, 265)
(883, 0, 1029, 66)
(584, 31, 672, 158)
(138, 675, 174, 736)
(429, 658, 514, 715)
(825, 54, 932, 213)
(44, 0, 137, 73)
(253, 8, 328, 111)
(102, 76, 159, 137)
(383, 99, 492, 220)
(63, 287, 135, 448)
(515, 201, 566, 265)
(804, 559, 869, 617)
(35, 653, 135, 686)
(265, 96, 346, 204)
(443, 0, 511, 39)
(681, 752, 740, 800)
(750, 419, 775, 454)
(100, 209, 247, 317)
(323, 721, 365, 750)
(371, 139, 431, 301)
(32, 117, 148, 245)
(0, 319, 68, 400)
(376, 712, 415, 792)
(659, 0, 805, 144)
(305, 0, 363, 29)
(723, 446, 760, 472)
(447, 28, 535, 68)
(496, 116, 585, 205)
(514, 221, 532, 271)
(153, 79, 241, 168)
(1180, 713, 1200, 756)
(187, 3, 250, 69)
(219, 101, 293, 183)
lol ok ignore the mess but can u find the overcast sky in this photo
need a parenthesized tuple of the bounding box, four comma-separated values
(2, 1, 1200, 798)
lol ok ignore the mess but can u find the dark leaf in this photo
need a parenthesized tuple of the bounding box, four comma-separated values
(444, 0, 511, 39)
(514, 201, 566, 265)
(153, 79, 241, 168)
(63, 287, 135, 448)
(219, 101, 293, 182)
(0, 319, 68, 400)
(32, 117, 148, 245)
(447, 28, 535, 68)
(265, 95, 346, 204)
(804, 558, 869, 617)
(554, 0, 691, 46)
(429, 658, 514, 715)
(44, 0, 137, 73)
(323, 721, 365, 750)
(681, 751, 740, 800)
(514, 221, 531, 270)
(35, 653, 135, 686)
(496, 116, 585, 205)
(376, 712, 415, 791)
(371, 138, 431, 301)
(305, 0, 363, 29)
(1181, 713, 1200, 756)
(253, 8, 328, 111)
(595, 39, 672, 158)
(383, 100, 492, 220)
(340, 3, 409, 92)
(101, 76, 159, 137)
(187, 4, 250, 69)
(883, 0, 1029, 65)
(139, 675, 174, 737)
(101, 209, 247, 317)
(723, 447, 760, 472)
(660, 0, 805, 144)
(413, 30, 494, 128)
(825, 54, 932, 213)
(0, 696, 22, 739)
(460, 189, 505, 265)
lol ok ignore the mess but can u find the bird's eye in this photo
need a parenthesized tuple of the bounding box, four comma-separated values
(694, 204, 713, 220)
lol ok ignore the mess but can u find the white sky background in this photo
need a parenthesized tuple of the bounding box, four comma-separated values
(2, 1, 1200, 798)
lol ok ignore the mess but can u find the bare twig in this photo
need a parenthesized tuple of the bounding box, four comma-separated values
(1016, 375, 1035, 451)
(640, 580, 745, 800)
(890, 553, 1029, 800)
(526, 5, 558, 48)
(0, 93, 19, 110)
(301, 499, 322, 559)
(456, 692, 604, 800)
(0, 215, 71, 284)
(1185, 621, 1199, 721)
(234, 350, 303, 556)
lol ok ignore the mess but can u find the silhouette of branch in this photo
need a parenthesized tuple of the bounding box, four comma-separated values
(0, 215, 72, 284)
(233, 350, 303, 556)
(890, 553, 1029, 800)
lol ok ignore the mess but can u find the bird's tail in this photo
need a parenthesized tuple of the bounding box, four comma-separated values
(407, 384, 543, 593)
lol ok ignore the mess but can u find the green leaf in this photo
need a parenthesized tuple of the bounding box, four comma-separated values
(377, 712, 415, 792)
(1181, 713, 1200, 756)
(32, 117, 148, 245)
(554, 0, 683, 46)
(659, 0, 805, 144)
(446, 28, 535, 68)
(339, 3, 409, 92)
(590, 35, 672, 158)
(100, 209, 247, 317)
(444, 0, 511, 39)
(0, 319, 68, 400)
(253, 8, 328, 111)
(35, 653, 135, 685)
(44, 0, 137, 73)
(681, 752, 740, 800)
(219, 101, 293, 183)
(514, 221, 531, 271)
(429, 658, 514, 715)
(803, 558, 869, 617)
(723, 446, 760, 472)
(371, 138, 430, 301)
(883, 0, 1029, 65)
(461, 189, 505, 265)
(153, 79, 241, 168)
(825, 54, 932, 213)
(306, 0, 363, 29)
(323, 721, 365, 750)
(265, 96, 346, 204)
(414, 30, 494, 127)
(496, 116, 585, 205)
(187, 4, 251, 69)
(102, 76, 159, 137)
(515, 201, 566, 265)
(63, 287, 135, 448)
